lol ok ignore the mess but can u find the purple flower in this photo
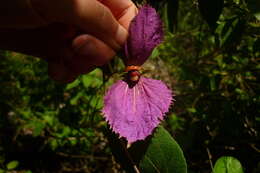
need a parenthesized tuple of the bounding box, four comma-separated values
(102, 5, 173, 143)
(124, 5, 163, 66)
(103, 77, 172, 143)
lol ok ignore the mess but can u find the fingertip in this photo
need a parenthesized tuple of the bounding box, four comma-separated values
(115, 24, 128, 48)
(72, 34, 115, 66)
(118, 4, 138, 29)
(73, 0, 127, 50)
(97, 0, 138, 29)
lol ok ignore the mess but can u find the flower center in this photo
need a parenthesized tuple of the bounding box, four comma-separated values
(128, 70, 140, 82)
(125, 66, 141, 82)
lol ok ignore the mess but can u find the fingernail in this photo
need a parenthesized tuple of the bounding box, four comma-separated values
(115, 24, 128, 48)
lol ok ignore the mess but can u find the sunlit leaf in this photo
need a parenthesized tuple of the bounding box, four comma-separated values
(7, 160, 19, 170)
(65, 79, 80, 90)
(82, 69, 103, 88)
(213, 156, 244, 173)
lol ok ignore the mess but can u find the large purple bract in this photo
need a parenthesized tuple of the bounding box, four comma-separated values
(102, 77, 172, 143)
(124, 5, 163, 66)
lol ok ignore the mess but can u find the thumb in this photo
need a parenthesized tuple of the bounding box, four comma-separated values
(31, 0, 128, 50)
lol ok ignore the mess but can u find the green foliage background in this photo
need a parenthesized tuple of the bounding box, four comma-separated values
(0, 0, 259, 172)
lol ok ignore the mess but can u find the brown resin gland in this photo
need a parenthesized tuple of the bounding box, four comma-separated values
(125, 66, 141, 83)
(128, 70, 141, 82)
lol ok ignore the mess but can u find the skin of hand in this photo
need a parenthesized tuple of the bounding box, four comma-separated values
(0, 0, 137, 83)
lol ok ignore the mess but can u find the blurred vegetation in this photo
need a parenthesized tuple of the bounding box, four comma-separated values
(0, 0, 259, 172)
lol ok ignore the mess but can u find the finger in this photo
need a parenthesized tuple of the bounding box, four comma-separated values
(72, 0, 128, 50)
(99, 0, 138, 29)
(63, 34, 115, 74)
(31, 0, 128, 51)
(0, 24, 77, 59)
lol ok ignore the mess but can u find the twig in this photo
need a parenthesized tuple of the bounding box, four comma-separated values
(249, 143, 260, 153)
(120, 140, 141, 173)
(206, 147, 214, 171)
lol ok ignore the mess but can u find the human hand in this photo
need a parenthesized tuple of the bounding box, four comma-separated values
(0, 0, 137, 82)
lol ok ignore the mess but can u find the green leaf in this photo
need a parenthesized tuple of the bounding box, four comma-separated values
(82, 69, 102, 88)
(82, 75, 94, 88)
(137, 126, 187, 173)
(60, 126, 71, 137)
(32, 121, 45, 137)
(65, 79, 80, 90)
(89, 95, 103, 109)
(50, 139, 58, 150)
(24, 120, 45, 137)
(150, 48, 159, 59)
(70, 91, 83, 105)
(107, 126, 187, 173)
(6, 160, 19, 170)
(213, 156, 244, 173)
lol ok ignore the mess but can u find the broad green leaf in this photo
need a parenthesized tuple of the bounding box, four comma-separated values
(213, 156, 244, 173)
(6, 160, 19, 170)
(137, 126, 187, 173)
(107, 126, 187, 173)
